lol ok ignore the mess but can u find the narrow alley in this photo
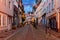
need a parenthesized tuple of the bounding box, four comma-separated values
(0, 0, 60, 40)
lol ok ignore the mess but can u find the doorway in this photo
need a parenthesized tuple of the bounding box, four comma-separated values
(49, 17, 58, 32)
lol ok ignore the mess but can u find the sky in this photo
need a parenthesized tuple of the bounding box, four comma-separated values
(22, 0, 36, 13)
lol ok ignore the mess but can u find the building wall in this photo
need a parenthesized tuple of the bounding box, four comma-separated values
(55, 0, 60, 32)
(34, 0, 60, 32)
(0, 12, 12, 31)
(13, 0, 23, 27)
(58, 12, 60, 32)
(0, 0, 13, 31)
(46, 0, 55, 17)
(46, 0, 60, 17)
(46, 0, 60, 32)
(54, 0, 60, 9)
(0, 0, 13, 16)
(34, 0, 47, 24)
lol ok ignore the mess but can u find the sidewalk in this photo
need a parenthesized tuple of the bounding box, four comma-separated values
(38, 24, 60, 40)
(47, 28, 60, 40)
(0, 27, 23, 40)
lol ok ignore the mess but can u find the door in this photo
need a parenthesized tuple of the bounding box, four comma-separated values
(49, 17, 57, 31)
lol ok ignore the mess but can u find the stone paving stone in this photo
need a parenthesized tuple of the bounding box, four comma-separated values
(37, 24, 60, 40)
(8, 25, 30, 40)
(5, 24, 60, 40)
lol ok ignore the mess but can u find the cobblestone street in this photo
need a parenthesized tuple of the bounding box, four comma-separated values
(5, 24, 59, 40)
(0, 0, 60, 40)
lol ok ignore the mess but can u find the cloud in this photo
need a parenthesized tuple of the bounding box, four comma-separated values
(22, 0, 36, 13)
(22, 0, 36, 4)
(24, 5, 32, 13)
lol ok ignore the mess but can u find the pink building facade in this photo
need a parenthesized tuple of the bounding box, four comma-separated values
(0, 0, 13, 31)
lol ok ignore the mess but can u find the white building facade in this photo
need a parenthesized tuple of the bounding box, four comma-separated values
(34, 0, 60, 32)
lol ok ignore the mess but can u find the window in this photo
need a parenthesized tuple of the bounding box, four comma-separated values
(47, 6, 49, 13)
(46, 7, 48, 14)
(48, 5, 50, 13)
(9, 1, 11, 8)
(3, 16, 6, 25)
(49, 3, 51, 12)
(5, 0, 6, 6)
(0, 15, 1, 25)
(9, 17, 11, 24)
(52, 0, 54, 9)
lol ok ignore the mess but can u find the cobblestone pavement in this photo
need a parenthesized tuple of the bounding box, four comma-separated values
(37, 24, 60, 40)
(0, 27, 23, 40)
(7, 24, 59, 40)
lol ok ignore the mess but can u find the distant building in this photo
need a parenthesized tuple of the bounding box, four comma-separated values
(13, 0, 19, 27)
(18, 0, 25, 24)
(33, 0, 42, 13)
(13, 0, 25, 27)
